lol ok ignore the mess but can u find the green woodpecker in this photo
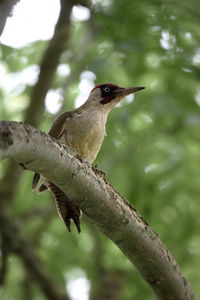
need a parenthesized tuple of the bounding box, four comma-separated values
(32, 83, 145, 233)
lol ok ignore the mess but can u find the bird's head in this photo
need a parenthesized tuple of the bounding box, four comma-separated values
(84, 83, 145, 113)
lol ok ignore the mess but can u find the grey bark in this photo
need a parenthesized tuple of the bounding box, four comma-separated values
(0, 121, 197, 300)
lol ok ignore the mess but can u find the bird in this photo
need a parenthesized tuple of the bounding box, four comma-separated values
(32, 83, 145, 233)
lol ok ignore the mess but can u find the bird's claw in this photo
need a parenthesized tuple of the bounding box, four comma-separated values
(65, 216, 81, 234)
(93, 164, 106, 179)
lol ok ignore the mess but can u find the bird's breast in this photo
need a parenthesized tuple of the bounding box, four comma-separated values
(59, 111, 108, 164)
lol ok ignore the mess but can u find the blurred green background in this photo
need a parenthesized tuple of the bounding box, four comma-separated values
(0, 0, 200, 299)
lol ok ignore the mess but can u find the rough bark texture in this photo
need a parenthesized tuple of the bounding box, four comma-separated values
(0, 121, 197, 300)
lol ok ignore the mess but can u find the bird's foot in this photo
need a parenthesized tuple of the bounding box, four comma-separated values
(93, 164, 106, 179)
(19, 163, 28, 170)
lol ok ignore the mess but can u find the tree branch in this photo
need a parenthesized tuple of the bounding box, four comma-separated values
(0, 121, 197, 300)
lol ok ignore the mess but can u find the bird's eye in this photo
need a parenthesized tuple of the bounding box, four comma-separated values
(104, 86, 110, 93)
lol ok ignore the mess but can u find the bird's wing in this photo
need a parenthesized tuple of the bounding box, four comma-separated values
(48, 110, 74, 138)
(32, 110, 82, 233)
(32, 111, 73, 191)
(47, 111, 82, 233)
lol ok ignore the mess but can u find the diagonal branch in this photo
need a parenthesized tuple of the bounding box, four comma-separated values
(0, 121, 197, 300)
(0, 211, 70, 300)
(1, 214, 70, 300)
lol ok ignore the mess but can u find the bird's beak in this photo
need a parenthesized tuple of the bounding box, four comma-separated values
(115, 86, 145, 97)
